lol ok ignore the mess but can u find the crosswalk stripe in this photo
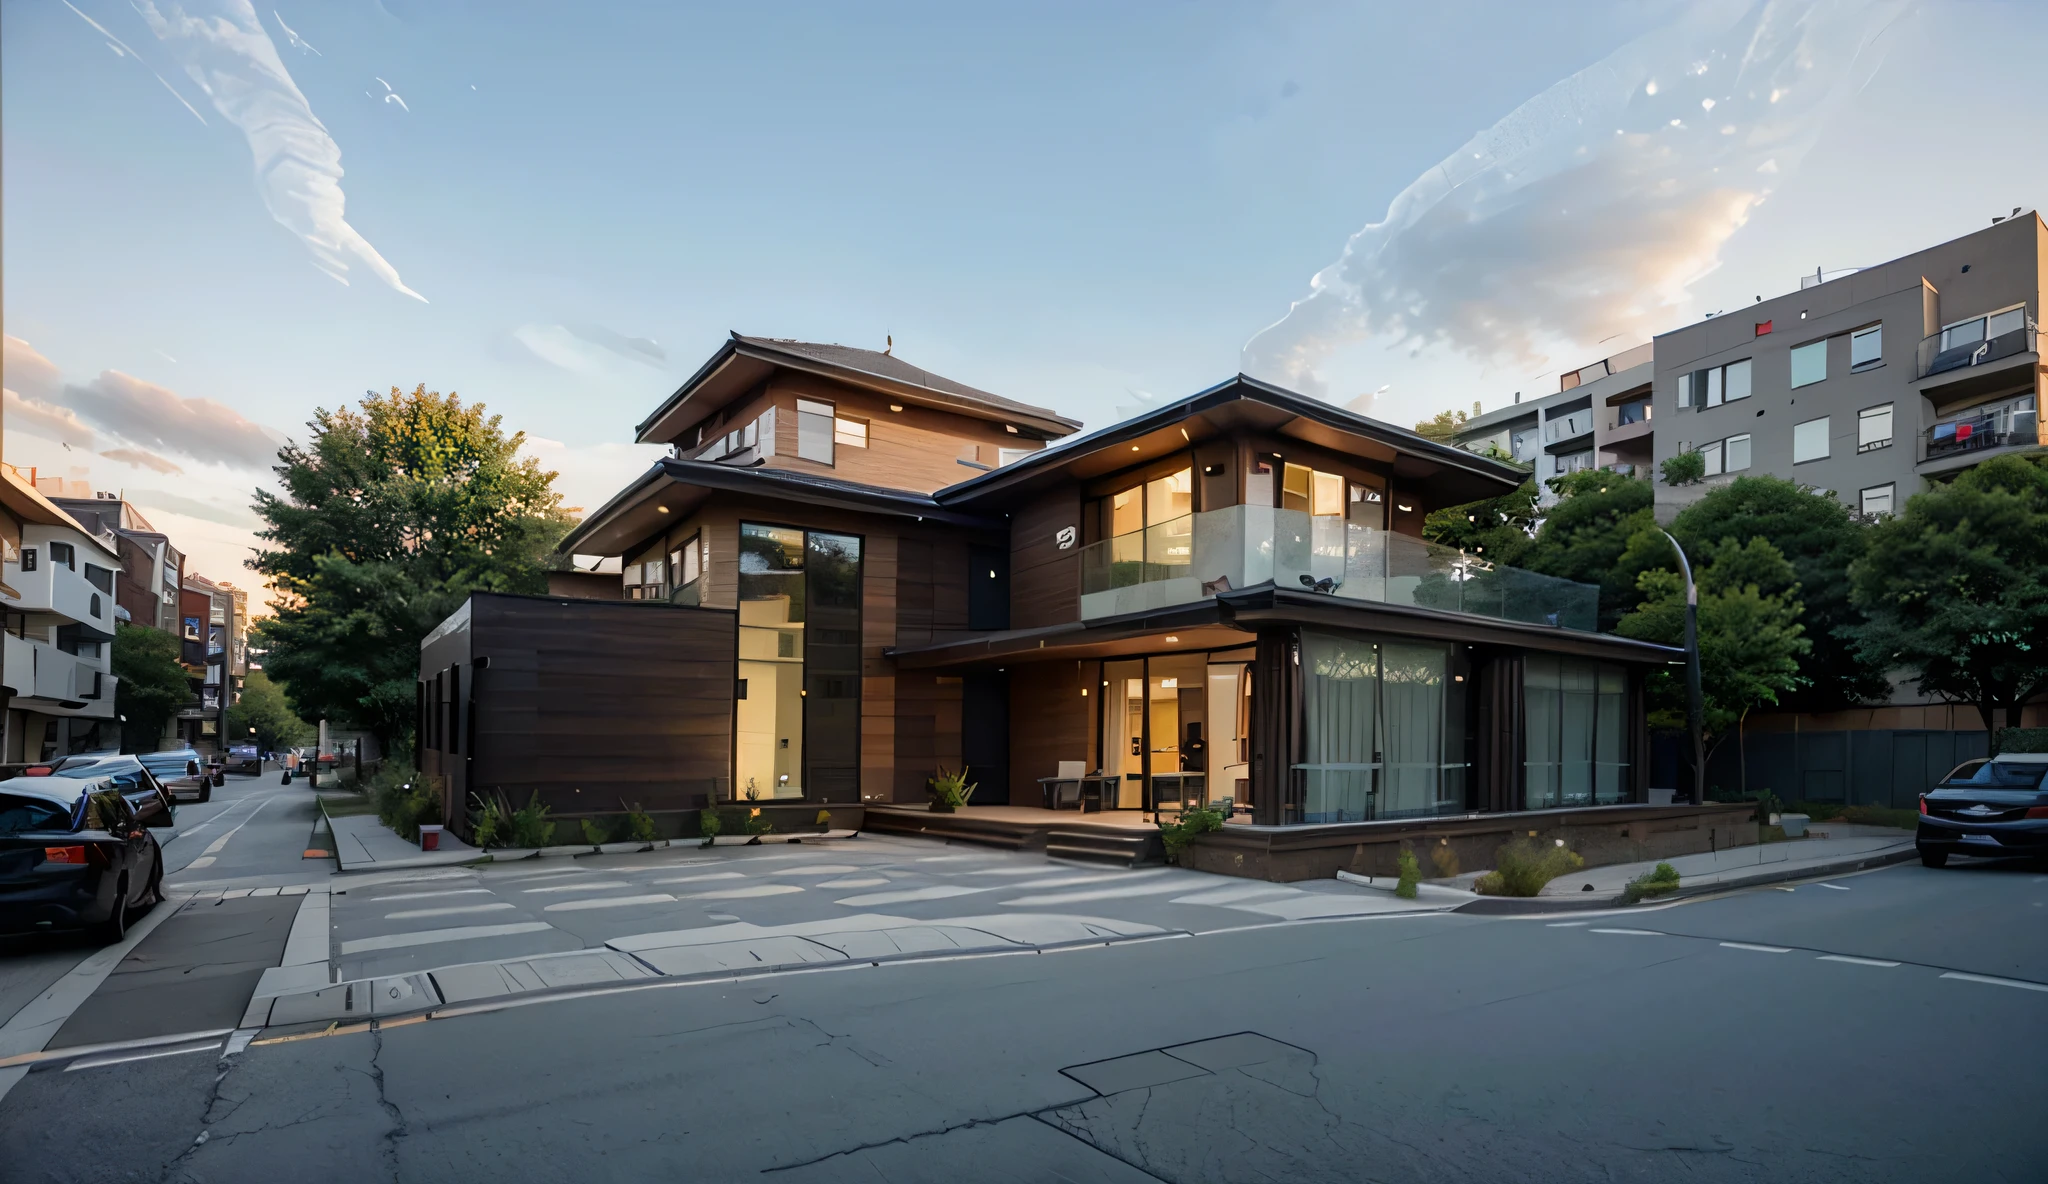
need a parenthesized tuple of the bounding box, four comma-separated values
(339, 923, 552, 955)
(833, 885, 985, 907)
(543, 894, 676, 912)
(386, 903, 517, 921)
(1000, 880, 1194, 907)
(650, 872, 746, 885)
(523, 881, 633, 894)
(369, 888, 493, 903)
(673, 885, 805, 901)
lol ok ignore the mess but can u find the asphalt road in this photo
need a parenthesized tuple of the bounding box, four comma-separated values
(3, 849, 2043, 1182)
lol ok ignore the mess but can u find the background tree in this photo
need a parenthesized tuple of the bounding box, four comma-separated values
(1662, 475, 1885, 709)
(1422, 479, 1538, 566)
(251, 385, 573, 752)
(1412, 403, 1481, 442)
(1849, 454, 2048, 733)
(1520, 470, 1656, 630)
(226, 669, 312, 753)
(1617, 537, 1810, 793)
(111, 624, 189, 753)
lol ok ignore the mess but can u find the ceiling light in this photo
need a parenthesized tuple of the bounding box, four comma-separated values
(656, 506, 670, 514)
(889, 403, 904, 412)
(1004, 424, 1019, 434)
(1165, 636, 1179, 643)
(1396, 503, 1413, 512)
(1131, 445, 1141, 451)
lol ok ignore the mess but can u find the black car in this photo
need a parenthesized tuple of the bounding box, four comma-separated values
(0, 771, 175, 941)
(1917, 753, 2048, 867)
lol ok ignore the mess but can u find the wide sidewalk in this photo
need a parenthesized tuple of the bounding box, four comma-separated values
(1530, 823, 1915, 898)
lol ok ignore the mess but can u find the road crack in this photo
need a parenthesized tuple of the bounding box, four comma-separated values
(369, 1024, 409, 1181)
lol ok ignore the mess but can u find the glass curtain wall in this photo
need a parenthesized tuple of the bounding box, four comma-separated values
(1102, 659, 1146, 809)
(735, 524, 863, 802)
(1299, 631, 1465, 822)
(1524, 656, 1628, 809)
(1147, 653, 1207, 814)
(1206, 656, 1252, 814)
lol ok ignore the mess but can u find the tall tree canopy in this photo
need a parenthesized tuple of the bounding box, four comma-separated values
(1664, 475, 1886, 710)
(1849, 454, 2048, 733)
(112, 624, 189, 753)
(250, 385, 572, 749)
(226, 669, 312, 753)
(1519, 470, 1657, 630)
(1422, 479, 1538, 568)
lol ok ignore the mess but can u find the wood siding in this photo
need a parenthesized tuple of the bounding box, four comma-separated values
(1005, 660, 1092, 807)
(1008, 485, 1082, 629)
(759, 373, 1043, 494)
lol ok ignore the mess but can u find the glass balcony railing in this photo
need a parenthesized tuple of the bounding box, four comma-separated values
(1922, 398, 2042, 462)
(1077, 506, 1599, 631)
(1917, 317, 2035, 381)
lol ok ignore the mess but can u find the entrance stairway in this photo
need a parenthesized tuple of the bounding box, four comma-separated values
(1047, 828, 1163, 868)
(861, 806, 1164, 866)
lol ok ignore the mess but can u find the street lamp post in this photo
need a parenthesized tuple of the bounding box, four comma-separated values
(1660, 531, 1707, 804)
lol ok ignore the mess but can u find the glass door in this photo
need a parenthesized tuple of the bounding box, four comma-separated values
(1102, 659, 1147, 809)
(1206, 658, 1252, 816)
(1145, 654, 1207, 816)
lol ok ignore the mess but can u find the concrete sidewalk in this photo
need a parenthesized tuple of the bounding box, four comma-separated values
(1536, 826, 1915, 899)
(328, 812, 478, 872)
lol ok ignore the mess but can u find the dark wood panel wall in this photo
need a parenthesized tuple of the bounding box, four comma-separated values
(1004, 660, 1092, 807)
(465, 594, 738, 822)
(1473, 649, 1525, 814)
(1250, 628, 1304, 826)
(1008, 486, 1081, 629)
(760, 373, 1046, 495)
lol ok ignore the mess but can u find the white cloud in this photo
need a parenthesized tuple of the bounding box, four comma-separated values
(1241, 0, 1908, 395)
(65, 369, 284, 469)
(5, 387, 97, 450)
(511, 324, 668, 375)
(136, 0, 426, 302)
(100, 447, 187, 475)
(4, 335, 65, 404)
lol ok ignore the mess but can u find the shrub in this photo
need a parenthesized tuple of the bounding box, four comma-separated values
(1158, 805, 1225, 864)
(1994, 727, 2048, 754)
(1474, 838, 1585, 897)
(470, 793, 506, 849)
(509, 792, 555, 848)
(744, 807, 773, 837)
(927, 766, 975, 811)
(1430, 842, 1460, 879)
(697, 803, 723, 847)
(1394, 849, 1421, 899)
(581, 817, 615, 846)
(1623, 861, 1681, 904)
(624, 807, 659, 844)
(1661, 450, 1706, 486)
(371, 765, 440, 841)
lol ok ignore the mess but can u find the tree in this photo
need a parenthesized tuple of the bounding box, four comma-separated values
(1520, 470, 1657, 630)
(1848, 454, 2048, 734)
(226, 669, 311, 753)
(1665, 475, 1886, 709)
(250, 385, 573, 750)
(1617, 538, 1810, 792)
(112, 624, 189, 753)
(1422, 479, 1538, 567)
(1412, 406, 1477, 442)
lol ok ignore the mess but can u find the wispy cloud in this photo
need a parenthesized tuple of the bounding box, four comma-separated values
(272, 9, 319, 56)
(1241, 0, 1908, 395)
(511, 323, 669, 374)
(4, 388, 97, 450)
(135, 0, 427, 302)
(65, 369, 283, 469)
(3, 335, 65, 404)
(100, 447, 186, 475)
(59, 0, 208, 126)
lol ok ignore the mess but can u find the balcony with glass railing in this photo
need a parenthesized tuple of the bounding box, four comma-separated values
(1920, 395, 2043, 464)
(1917, 310, 2036, 383)
(1078, 505, 1599, 631)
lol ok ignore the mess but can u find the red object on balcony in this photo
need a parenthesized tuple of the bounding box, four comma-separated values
(1755, 320, 1773, 336)
(1955, 423, 1973, 441)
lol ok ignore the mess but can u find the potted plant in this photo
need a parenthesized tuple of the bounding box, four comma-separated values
(927, 765, 974, 813)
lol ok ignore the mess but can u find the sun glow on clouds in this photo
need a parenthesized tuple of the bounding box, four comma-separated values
(134, 0, 426, 302)
(1241, 0, 1908, 398)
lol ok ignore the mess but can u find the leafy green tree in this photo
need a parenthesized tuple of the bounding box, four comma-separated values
(1663, 475, 1885, 709)
(1411, 404, 1480, 442)
(250, 385, 572, 750)
(111, 624, 190, 753)
(1617, 537, 1810, 790)
(1520, 470, 1656, 630)
(1660, 450, 1706, 486)
(1422, 480, 1538, 567)
(226, 669, 311, 753)
(1849, 454, 2048, 734)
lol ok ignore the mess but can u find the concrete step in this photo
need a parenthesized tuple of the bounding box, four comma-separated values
(861, 809, 1044, 851)
(1047, 829, 1163, 868)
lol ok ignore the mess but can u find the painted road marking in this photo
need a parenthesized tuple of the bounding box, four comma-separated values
(494, 869, 589, 883)
(834, 885, 986, 907)
(385, 903, 517, 920)
(673, 884, 805, 901)
(819, 877, 889, 889)
(370, 888, 493, 903)
(542, 894, 677, 912)
(1818, 955, 1901, 967)
(1720, 942, 1793, 953)
(915, 855, 984, 863)
(1170, 884, 1301, 906)
(1590, 928, 1664, 936)
(650, 872, 747, 885)
(1817, 883, 1850, 891)
(64, 1039, 223, 1072)
(522, 881, 634, 894)
(1002, 879, 1195, 907)
(339, 923, 553, 955)
(767, 865, 863, 876)
(1939, 971, 2048, 994)
(1547, 921, 1590, 928)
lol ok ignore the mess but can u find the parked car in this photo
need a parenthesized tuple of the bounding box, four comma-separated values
(0, 770, 174, 941)
(139, 748, 213, 803)
(227, 744, 262, 775)
(1917, 753, 2048, 867)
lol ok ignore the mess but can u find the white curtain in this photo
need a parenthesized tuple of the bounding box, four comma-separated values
(1380, 643, 1446, 817)
(1299, 632, 1377, 822)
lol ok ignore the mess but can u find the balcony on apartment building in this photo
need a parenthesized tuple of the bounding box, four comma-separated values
(1, 633, 111, 713)
(1077, 505, 1598, 630)
(1541, 406, 1596, 449)
(1918, 393, 2044, 474)
(1915, 307, 2038, 402)
(1603, 397, 1654, 446)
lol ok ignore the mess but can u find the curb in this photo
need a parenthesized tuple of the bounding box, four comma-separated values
(1452, 843, 1919, 914)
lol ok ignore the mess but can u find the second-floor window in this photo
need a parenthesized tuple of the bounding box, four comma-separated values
(796, 399, 837, 464)
(49, 541, 76, 570)
(1857, 404, 1894, 452)
(1697, 434, 1750, 477)
(1681, 358, 1751, 409)
(669, 535, 703, 606)
(1616, 398, 1650, 426)
(832, 415, 867, 449)
(84, 564, 114, 593)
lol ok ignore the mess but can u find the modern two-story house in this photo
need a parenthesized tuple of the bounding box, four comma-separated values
(421, 335, 1748, 880)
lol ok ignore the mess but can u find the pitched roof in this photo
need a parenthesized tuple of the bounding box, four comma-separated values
(634, 333, 1080, 446)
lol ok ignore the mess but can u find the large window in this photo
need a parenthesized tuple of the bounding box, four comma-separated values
(735, 524, 862, 802)
(1101, 467, 1193, 586)
(1524, 656, 1627, 809)
(1940, 305, 2026, 352)
(1859, 483, 1895, 517)
(1790, 340, 1827, 388)
(796, 399, 835, 465)
(1698, 433, 1750, 477)
(669, 534, 703, 606)
(1298, 631, 1467, 823)
(1850, 324, 1882, 369)
(1857, 404, 1893, 453)
(1793, 416, 1830, 464)
(1681, 359, 1751, 409)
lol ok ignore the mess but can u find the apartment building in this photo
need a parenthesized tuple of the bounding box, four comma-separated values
(1653, 211, 2045, 519)
(1450, 344, 1654, 501)
(0, 465, 122, 761)
(50, 492, 185, 636)
(178, 572, 243, 755)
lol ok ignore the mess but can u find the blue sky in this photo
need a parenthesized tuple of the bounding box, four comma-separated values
(4, 0, 2045, 592)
